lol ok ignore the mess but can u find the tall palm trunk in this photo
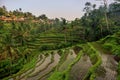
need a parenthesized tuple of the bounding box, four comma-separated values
(7, 46, 13, 75)
(64, 26, 67, 43)
(100, 24, 103, 37)
(103, 0, 109, 32)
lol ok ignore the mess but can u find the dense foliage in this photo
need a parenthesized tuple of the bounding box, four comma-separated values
(0, 0, 120, 79)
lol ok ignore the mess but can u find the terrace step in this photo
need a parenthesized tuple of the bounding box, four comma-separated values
(26, 54, 52, 80)
(69, 55, 92, 80)
(14, 54, 45, 80)
(38, 52, 61, 80)
(92, 42, 118, 80)
(58, 49, 77, 71)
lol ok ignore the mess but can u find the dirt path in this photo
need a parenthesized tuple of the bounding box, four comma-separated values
(92, 42, 118, 80)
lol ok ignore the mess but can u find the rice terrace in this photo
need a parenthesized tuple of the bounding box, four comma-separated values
(0, 0, 120, 80)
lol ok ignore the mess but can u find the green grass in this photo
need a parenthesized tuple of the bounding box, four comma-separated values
(3, 52, 39, 80)
(83, 43, 102, 80)
(48, 45, 83, 80)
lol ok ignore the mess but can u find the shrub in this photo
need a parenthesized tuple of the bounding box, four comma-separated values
(48, 71, 66, 80)
(103, 43, 113, 51)
(113, 47, 120, 56)
(90, 54, 98, 65)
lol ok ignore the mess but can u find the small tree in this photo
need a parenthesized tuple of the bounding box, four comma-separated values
(61, 18, 67, 43)
(95, 0, 110, 33)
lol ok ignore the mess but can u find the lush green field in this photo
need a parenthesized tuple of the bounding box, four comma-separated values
(0, 1, 120, 79)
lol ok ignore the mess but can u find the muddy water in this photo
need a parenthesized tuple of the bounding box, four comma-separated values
(9, 49, 77, 80)
(18, 55, 45, 80)
(69, 55, 92, 80)
(10, 54, 45, 80)
(26, 54, 52, 80)
(91, 43, 118, 80)
(36, 55, 45, 66)
(38, 53, 60, 80)
(36, 55, 45, 67)
(95, 54, 118, 80)
(59, 49, 77, 71)
(40, 73, 52, 80)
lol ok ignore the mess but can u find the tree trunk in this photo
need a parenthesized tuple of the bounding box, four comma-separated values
(103, 0, 109, 32)
(100, 24, 103, 37)
(64, 26, 67, 43)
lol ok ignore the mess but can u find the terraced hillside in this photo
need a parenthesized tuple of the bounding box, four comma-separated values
(5, 47, 80, 80)
(3, 32, 120, 80)
(1, 2, 120, 79)
(92, 43, 118, 80)
(27, 32, 81, 51)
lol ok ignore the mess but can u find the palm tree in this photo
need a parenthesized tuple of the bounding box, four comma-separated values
(38, 14, 48, 32)
(103, 0, 109, 32)
(1, 32, 19, 60)
(19, 8, 22, 12)
(61, 18, 67, 43)
(0, 31, 19, 75)
(12, 22, 31, 46)
(83, 2, 92, 16)
(95, 0, 110, 33)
